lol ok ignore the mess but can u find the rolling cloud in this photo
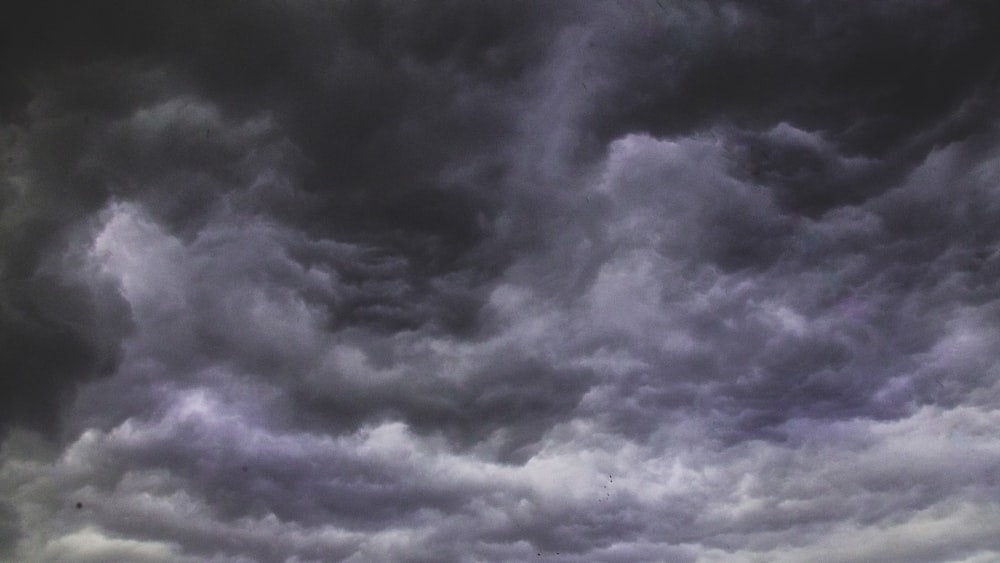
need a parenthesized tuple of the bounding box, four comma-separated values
(2, 1, 1000, 561)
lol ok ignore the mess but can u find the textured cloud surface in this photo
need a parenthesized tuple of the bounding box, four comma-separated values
(3, 1, 1000, 561)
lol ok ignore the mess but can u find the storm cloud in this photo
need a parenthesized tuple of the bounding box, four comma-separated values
(2, 1, 1000, 561)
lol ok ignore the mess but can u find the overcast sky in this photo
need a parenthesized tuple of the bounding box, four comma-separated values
(2, 1, 1000, 561)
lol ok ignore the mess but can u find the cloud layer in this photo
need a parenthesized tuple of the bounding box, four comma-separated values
(2, 1, 1000, 561)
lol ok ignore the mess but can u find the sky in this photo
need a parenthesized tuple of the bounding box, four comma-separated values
(2, 1, 1000, 561)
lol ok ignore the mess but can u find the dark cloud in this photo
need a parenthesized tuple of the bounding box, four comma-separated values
(586, 1, 1000, 213)
(0, 0, 559, 437)
(2, 0, 1000, 561)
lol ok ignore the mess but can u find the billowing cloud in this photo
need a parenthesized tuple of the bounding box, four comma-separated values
(2, 1, 1000, 561)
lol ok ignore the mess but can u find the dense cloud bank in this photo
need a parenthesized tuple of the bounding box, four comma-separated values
(2, 1, 1000, 561)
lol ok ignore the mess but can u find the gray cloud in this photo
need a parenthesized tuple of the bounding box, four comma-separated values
(2, 1, 1000, 561)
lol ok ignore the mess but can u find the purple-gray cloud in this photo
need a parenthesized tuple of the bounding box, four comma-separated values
(2, 1, 1000, 561)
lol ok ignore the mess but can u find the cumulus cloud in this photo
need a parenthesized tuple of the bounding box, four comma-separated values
(2, 0, 1000, 561)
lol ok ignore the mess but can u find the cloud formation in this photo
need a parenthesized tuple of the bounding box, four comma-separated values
(2, 1, 1000, 561)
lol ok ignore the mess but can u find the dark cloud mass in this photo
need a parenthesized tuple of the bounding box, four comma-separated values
(2, 1, 1000, 561)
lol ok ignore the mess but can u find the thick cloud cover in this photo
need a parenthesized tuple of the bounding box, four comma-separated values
(3, 1, 1000, 561)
